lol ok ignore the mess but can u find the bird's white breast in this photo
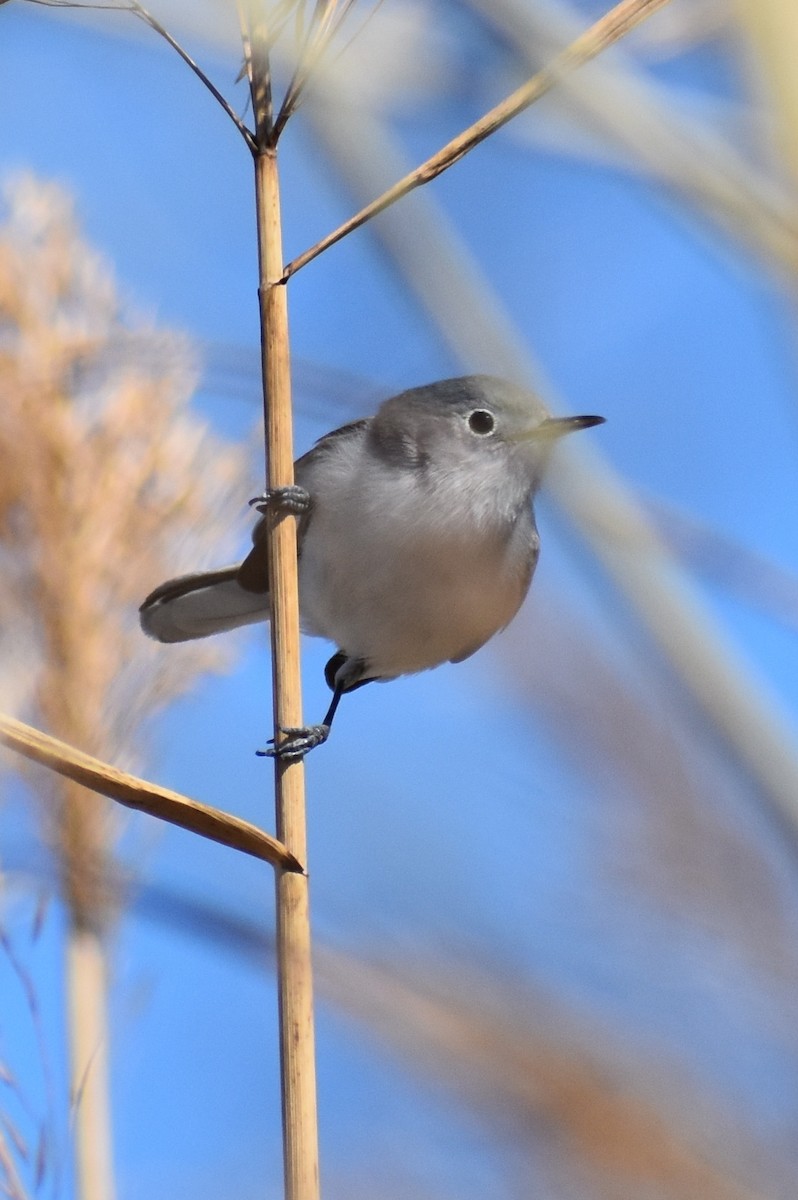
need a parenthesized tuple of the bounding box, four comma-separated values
(296, 433, 538, 678)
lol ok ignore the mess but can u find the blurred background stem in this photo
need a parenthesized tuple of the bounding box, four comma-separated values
(67, 927, 115, 1200)
(733, 1, 798, 192)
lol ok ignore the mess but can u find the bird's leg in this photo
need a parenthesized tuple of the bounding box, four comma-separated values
(258, 683, 345, 762)
(258, 655, 373, 761)
(248, 485, 311, 516)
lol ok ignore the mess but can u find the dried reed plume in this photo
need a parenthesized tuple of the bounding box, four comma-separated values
(0, 173, 251, 1200)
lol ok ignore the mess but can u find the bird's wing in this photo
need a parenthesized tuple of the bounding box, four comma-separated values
(236, 418, 370, 595)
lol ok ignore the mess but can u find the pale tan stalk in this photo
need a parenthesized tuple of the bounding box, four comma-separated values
(67, 929, 115, 1200)
(244, 7, 320, 1198)
(255, 152, 319, 1200)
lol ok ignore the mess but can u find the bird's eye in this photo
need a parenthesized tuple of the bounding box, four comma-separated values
(467, 409, 495, 435)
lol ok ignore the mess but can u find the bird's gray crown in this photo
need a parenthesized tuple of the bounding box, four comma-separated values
(367, 374, 548, 470)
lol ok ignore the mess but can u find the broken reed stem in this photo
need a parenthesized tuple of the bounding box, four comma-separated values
(247, 11, 320, 1199)
(0, 711, 299, 871)
(282, 0, 672, 280)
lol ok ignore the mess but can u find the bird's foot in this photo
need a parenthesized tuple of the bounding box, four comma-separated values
(256, 724, 330, 762)
(249, 485, 311, 516)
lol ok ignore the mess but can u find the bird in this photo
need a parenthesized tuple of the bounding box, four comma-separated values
(140, 375, 604, 758)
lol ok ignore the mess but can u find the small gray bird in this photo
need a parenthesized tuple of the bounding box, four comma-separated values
(140, 375, 603, 758)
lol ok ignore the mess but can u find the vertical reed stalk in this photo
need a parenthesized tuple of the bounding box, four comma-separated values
(247, 9, 320, 1199)
(67, 926, 116, 1200)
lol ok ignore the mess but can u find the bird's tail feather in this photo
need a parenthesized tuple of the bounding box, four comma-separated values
(139, 566, 269, 643)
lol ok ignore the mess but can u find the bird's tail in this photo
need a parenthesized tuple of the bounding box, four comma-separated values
(139, 566, 269, 643)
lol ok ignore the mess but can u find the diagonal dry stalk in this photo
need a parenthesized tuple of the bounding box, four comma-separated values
(282, 0, 673, 279)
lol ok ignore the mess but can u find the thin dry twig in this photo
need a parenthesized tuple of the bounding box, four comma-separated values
(0, 713, 301, 872)
(20, 0, 257, 151)
(0, 927, 59, 1198)
(282, 0, 672, 279)
(126, 0, 257, 151)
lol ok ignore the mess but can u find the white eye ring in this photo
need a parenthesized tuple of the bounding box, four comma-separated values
(467, 409, 495, 435)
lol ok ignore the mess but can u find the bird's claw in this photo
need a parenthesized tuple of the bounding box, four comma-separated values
(249, 485, 311, 516)
(256, 724, 330, 761)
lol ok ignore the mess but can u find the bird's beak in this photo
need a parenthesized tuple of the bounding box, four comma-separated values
(514, 414, 605, 442)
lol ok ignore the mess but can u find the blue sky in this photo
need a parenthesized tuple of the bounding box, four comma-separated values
(3, 3, 798, 1198)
